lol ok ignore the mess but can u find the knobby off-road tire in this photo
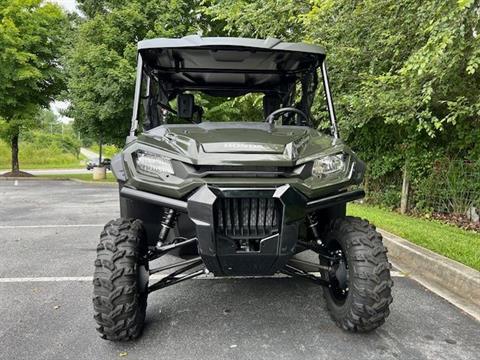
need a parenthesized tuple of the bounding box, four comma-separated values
(321, 216, 393, 332)
(93, 218, 149, 341)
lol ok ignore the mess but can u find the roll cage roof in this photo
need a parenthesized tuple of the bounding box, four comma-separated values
(138, 35, 326, 54)
(129, 36, 338, 139)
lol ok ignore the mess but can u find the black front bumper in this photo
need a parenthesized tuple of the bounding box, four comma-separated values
(120, 185, 365, 276)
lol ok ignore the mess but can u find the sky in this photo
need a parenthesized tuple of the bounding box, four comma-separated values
(50, 101, 72, 123)
(48, 0, 78, 13)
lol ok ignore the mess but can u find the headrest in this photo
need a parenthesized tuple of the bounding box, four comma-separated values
(263, 94, 282, 118)
(177, 94, 194, 119)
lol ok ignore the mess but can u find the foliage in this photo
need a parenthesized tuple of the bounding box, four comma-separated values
(0, 110, 81, 169)
(67, 0, 204, 147)
(89, 144, 119, 158)
(198, 94, 264, 122)
(303, 0, 479, 211)
(0, 0, 68, 171)
(0, 130, 82, 169)
(25, 130, 81, 158)
(35, 108, 73, 134)
(365, 184, 402, 210)
(202, 1, 480, 199)
(200, 0, 307, 39)
(301, 0, 480, 210)
(65, 0, 480, 215)
(415, 159, 480, 214)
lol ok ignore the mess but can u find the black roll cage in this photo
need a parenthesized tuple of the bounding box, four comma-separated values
(128, 51, 339, 140)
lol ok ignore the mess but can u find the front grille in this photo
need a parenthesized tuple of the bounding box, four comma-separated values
(216, 197, 280, 239)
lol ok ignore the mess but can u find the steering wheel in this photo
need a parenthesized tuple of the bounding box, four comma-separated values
(265, 107, 309, 126)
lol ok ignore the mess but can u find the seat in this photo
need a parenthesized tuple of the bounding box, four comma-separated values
(263, 94, 282, 119)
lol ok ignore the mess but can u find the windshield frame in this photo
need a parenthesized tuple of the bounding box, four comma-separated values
(129, 50, 339, 141)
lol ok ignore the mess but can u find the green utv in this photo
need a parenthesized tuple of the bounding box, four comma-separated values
(93, 36, 393, 341)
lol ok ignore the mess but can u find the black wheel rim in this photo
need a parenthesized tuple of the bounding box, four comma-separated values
(326, 240, 349, 304)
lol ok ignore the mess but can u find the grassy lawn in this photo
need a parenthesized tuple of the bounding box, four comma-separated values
(0, 139, 85, 170)
(38, 173, 117, 183)
(0, 161, 86, 171)
(89, 144, 119, 158)
(348, 203, 480, 271)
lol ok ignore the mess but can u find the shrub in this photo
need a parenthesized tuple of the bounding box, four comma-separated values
(416, 159, 480, 215)
(0, 130, 82, 169)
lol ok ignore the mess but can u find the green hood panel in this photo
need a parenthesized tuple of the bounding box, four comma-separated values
(141, 122, 341, 165)
(164, 123, 306, 154)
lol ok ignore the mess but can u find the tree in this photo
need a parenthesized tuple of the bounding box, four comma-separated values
(200, 0, 307, 40)
(36, 109, 61, 134)
(205, 0, 480, 210)
(301, 0, 480, 190)
(0, 0, 68, 175)
(67, 0, 203, 147)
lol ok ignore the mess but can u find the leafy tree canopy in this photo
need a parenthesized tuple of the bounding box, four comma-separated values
(0, 0, 68, 173)
(302, 0, 480, 178)
(206, 0, 480, 178)
(67, 0, 204, 146)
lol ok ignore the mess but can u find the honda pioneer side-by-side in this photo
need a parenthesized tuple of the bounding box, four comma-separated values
(93, 36, 393, 341)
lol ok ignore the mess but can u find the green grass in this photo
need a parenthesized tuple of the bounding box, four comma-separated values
(38, 173, 117, 183)
(0, 161, 86, 170)
(89, 144, 120, 158)
(0, 140, 85, 170)
(348, 203, 480, 271)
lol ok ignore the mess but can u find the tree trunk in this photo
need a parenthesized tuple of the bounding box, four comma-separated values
(364, 173, 369, 200)
(11, 130, 20, 174)
(400, 163, 410, 214)
(99, 139, 103, 164)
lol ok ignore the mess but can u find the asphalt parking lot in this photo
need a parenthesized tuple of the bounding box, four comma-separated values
(0, 180, 479, 360)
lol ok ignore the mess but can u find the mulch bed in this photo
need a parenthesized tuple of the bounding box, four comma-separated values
(0, 171, 34, 177)
(429, 212, 480, 233)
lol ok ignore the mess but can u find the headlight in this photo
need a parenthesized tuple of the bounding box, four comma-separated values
(312, 154, 346, 177)
(134, 151, 174, 176)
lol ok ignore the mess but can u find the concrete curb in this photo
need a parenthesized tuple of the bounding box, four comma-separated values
(380, 229, 480, 321)
(0, 177, 69, 181)
(0, 176, 116, 186)
(68, 178, 116, 186)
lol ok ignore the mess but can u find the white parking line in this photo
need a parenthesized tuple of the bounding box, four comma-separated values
(0, 224, 104, 229)
(0, 277, 93, 283)
(0, 275, 187, 283)
(0, 271, 405, 283)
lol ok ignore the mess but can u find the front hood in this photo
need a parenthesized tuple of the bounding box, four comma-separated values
(140, 122, 343, 165)
(166, 122, 306, 154)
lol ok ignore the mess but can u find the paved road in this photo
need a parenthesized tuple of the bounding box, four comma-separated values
(80, 147, 99, 161)
(0, 180, 478, 360)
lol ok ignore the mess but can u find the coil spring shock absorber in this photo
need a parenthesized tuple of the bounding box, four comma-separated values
(307, 212, 323, 246)
(157, 208, 177, 247)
